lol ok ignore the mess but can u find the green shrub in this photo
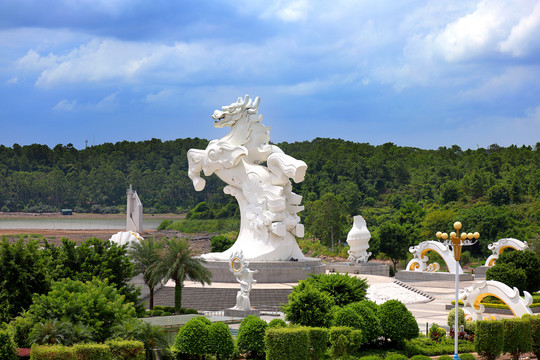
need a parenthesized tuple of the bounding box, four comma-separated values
(329, 327, 352, 359)
(502, 318, 532, 360)
(282, 284, 334, 327)
(348, 329, 364, 355)
(105, 340, 145, 360)
(474, 320, 504, 360)
(208, 321, 235, 360)
(162, 311, 172, 316)
(464, 320, 476, 335)
(459, 353, 476, 360)
(296, 273, 368, 307)
(359, 356, 382, 360)
(428, 323, 446, 343)
(347, 302, 382, 343)
(402, 336, 475, 357)
(486, 263, 527, 294)
(30, 344, 76, 360)
(487, 250, 540, 294)
(530, 315, 540, 359)
(409, 355, 431, 360)
(307, 327, 329, 360)
(436, 356, 453, 360)
(8, 315, 33, 348)
(210, 235, 235, 253)
(0, 329, 17, 360)
(447, 307, 465, 329)
(378, 300, 419, 343)
(333, 306, 365, 331)
(152, 310, 164, 317)
(236, 315, 267, 358)
(174, 317, 209, 358)
(385, 354, 408, 360)
(157, 220, 173, 231)
(265, 327, 309, 360)
(73, 343, 112, 360)
(267, 319, 287, 329)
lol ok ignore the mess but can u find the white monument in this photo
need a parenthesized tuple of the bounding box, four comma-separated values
(484, 238, 529, 266)
(347, 215, 372, 263)
(405, 240, 464, 274)
(188, 95, 307, 261)
(110, 185, 144, 246)
(126, 184, 143, 233)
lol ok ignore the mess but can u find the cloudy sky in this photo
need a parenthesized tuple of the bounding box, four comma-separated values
(1, 0, 539, 150)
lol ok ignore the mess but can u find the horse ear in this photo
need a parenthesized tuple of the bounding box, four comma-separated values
(252, 97, 260, 109)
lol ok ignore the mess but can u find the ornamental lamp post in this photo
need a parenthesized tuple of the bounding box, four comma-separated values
(436, 221, 479, 360)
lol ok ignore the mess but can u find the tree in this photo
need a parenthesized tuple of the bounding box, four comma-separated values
(282, 285, 334, 327)
(23, 278, 137, 342)
(150, 237, 212, 314)
(487, 250, 540, 294)
(129, 237, 164, 310)
(377, 223, 409, 271)
(295, 273, 368, 307)
(305, 192, 347, 250)
(0, 238, 51, 323)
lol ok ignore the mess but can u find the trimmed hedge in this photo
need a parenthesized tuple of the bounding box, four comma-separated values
(409, 355, 431, 360)
(265, 327, 309, 360)
(329, 327, 352, 359)
(267, 319, 287, 329)
(347, 301, 383, 343)
(502, 318, 532, 360)
(0, 329, 18, 360)
(105, 340, 145, 360)
(30, 344, 76, 360)
(73, 343, 112, 360)
(174, 317, 209, 358)
(236, 315, 267, 358)
(384, 354, 408, 360)
(459, 353, 476, 360)
(436, 356, 453, 360)
(307, 327, 329, 360)
(447, 307, 465, 329)
(208, 321, 235, 359)
(378, 300, 419, 343)
(333, 306, 365, 331)
(474, 320, 504, 360)
(530, 315, 540, 359)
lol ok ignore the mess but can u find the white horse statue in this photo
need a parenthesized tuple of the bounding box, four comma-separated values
(187, 95, 307, 261)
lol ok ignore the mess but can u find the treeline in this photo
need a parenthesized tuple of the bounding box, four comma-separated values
(0, 138, 539, 255)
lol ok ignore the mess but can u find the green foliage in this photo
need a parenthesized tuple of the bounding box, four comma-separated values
(359, 356, 382, 360)
(296, 273, 368, 307)
(128, 237, 163, 310)
(447, 307, 465, 329)
(105, 340, 145, 360)
(329, 327, 352, 359)
(149, 237, 211, 313)
(385, 354, 408, 360)
(174, 317, 209, 358)
(307, 327, 329, 360)
(304, 192, 348, 250)
(236, 315, 267, 358)
(157, 220, 173, 231)
(377, 223, 409, 271)
(346, 301, 383, 343)
(208, 321, 235, 360)
(73, 343, 113, 360)
(333, 306, 365, 332)
(474, 320, 504, 360)
(459, 354, 476, 360)
(24, 278, 136, 342)
(265, 327, 309, 360)
(0, 238, 51, 323)
(267, 319, 287, 329)
(164, 219, 239, 234)
(436, 356, 453, 360)
(378, 300, 419, 344)
(210, 235, 235, 253)
(186, 202, 214, 220)
(489, 250, 540, 293)
(0, 329, 18, 360)
(428, 323, 446, 343)
(502, 318, 533, 360)
(402, 336, 475, 357)
(282, 284, 334, 327)
(30, 343, 76, 360)
(529, 315, 540, 359)
(409, 355, 431, 360)
(8, 314, 34, 347)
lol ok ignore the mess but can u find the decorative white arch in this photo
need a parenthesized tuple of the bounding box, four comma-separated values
(406, 241, 463, 274)
(484, 238, 529, 266)
(460, 280, 533, 321)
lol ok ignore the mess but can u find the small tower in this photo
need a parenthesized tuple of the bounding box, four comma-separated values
(126, 185, 143, 233)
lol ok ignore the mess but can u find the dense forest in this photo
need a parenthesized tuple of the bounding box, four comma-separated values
(0, 138, 539, 256)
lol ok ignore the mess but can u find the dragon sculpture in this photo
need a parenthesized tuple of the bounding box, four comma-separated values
(187, 95, 306, 261)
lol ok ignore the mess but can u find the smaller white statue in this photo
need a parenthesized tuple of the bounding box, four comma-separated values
(484, 238, 529, 266)
(347, 215, 372, 263)
(229, 250, 258, 311)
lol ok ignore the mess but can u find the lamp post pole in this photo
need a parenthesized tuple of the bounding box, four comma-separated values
(436, 222, 479, 360)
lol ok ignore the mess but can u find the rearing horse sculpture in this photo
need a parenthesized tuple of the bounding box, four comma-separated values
(187, 95, 307, 261)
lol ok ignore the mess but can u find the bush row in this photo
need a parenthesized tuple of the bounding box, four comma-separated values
(29, 340, 144, 360)
(475, 315, 539, 360)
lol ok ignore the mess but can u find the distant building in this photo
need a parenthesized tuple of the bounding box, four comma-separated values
(61, 209, 73, 215)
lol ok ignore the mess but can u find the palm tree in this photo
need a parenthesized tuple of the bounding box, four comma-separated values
(150, 237, 211, 314)
(129, 237, 164, 310)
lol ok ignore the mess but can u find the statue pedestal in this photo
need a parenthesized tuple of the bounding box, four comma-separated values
(474, 266, 489, 278)
(395, 271, 474, 281)
(203, 258, 325, 283)
(224, 308, 261, 318)
(326, 262, 389, 276)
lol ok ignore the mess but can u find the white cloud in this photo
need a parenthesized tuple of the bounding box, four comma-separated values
(52, 92, 119, 112)
(6, 77, 18, 84)
(53, 99, 77, 111)
(143, 89, 174, 103)
(499, 1, 540, 57)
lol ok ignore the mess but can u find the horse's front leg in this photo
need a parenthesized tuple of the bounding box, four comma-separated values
(187, 149, 207, 191)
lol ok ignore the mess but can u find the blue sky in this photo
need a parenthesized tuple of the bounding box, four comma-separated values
(1, 0, 539, 150)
